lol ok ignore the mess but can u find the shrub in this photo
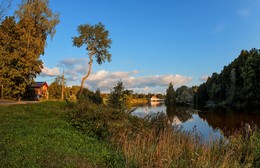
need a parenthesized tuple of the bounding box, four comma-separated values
(76, 88, 103, 105)
(67, 97, 128, 140)
(108, 81, 125, 110)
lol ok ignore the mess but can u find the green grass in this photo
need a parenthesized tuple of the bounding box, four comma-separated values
(0, 101, 124, 167)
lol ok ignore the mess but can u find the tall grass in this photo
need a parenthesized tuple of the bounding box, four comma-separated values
(67, 99, 260, 167)
(111, 113, 260, 168)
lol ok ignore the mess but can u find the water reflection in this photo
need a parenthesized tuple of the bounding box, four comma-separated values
(131, 102, 260, 139)
(197, 108, 260, 136)
(166, 106, 192, 124)
(131, 102, 166, 118)
(166, 106, 223, 140)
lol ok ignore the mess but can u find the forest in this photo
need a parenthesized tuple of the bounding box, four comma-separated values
(194, 48, 260, 107)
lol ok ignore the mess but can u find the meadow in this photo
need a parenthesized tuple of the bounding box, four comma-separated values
(0, 101, 124, 167)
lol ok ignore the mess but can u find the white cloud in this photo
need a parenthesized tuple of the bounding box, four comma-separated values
(58, 58, 193, 93)
(199, 75, 209, 82)
(87, 70, 192, 93)
(41, 66, 60, 77)
(89, 70, 109, 81)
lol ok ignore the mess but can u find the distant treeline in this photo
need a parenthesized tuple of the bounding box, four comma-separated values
(194, 48, 260, 107)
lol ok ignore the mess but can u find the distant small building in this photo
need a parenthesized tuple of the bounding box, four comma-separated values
(31, 82, 49, 100)
(150, 95, 159, 101)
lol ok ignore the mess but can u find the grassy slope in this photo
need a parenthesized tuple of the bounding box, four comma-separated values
(0, 101, 123, 167)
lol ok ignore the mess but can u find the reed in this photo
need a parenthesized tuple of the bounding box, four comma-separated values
(112, 114, 260, 168)
(67, 99, 259, 167)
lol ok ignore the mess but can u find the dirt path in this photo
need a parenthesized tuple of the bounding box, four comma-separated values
(0, 100, 39, 106)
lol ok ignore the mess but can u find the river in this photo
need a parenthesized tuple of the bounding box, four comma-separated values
(131, 102, 260, 140)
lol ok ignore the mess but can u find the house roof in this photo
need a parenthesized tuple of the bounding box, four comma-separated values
(31, 82, 48, 88)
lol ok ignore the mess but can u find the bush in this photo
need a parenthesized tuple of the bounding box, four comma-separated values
(67, 97, 128, 140)
(76, 88, 103, 105)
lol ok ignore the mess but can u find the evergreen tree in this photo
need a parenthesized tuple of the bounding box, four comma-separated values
(165, 82, 176, 106)
(195, 48, 260, 107)
(108, 81, 125, 110)
(92, 89, 103, 105)
(0, 17, 24, 99)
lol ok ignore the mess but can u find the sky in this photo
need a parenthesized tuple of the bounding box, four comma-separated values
(9, 0, 260, 93)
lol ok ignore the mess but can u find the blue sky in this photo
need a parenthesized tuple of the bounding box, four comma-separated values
(10, 0, 260, 93)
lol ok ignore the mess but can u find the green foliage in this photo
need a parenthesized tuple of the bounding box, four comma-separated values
(23, 85, 37, 100)
(77, 88, 103, 105)
(194, 82, 208, 106)
(0, 0, 59, 100)
(73, 22, 112, 65)
(48, 76, 63, 100)
(67, 97, 128, 140)
(72, 22, 112, 93)
(108, 81, 126, 110)
(165, 82, 176, 106)
(175, 85, 194, 104)
(0, 16, 26, 100)
(67, 81, 148, 142)
(195, 48, 260, 107)
(65, 85, 80, 102)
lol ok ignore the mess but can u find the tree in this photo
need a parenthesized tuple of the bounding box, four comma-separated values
(73, 22, 112, 94)
(0, 16, 24, 99)
(194, 48, 260, 107)
(92, 89, 103, 105)
(123, 89, 133, 95)
(48, 76, 63, 99)
(227, 68, 236, 104)
(241, 49, 259, 105)
(15, 0, 60, 78)
(195, 82, 208, 106)
(0, 0, 59, 100)
(176, 86, 194, 104)
(108, 81, 125, 110)
(165, 82, 176, 106)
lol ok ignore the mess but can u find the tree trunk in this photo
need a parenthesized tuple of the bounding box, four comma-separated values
(79, 55, 93, 95)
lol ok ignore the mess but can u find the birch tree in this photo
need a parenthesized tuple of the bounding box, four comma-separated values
(73, 22, 112, 94)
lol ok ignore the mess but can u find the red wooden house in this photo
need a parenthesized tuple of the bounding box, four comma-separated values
(31, 82, 49, 100)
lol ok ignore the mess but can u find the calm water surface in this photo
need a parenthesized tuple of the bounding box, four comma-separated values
(132, 102, 260, 140)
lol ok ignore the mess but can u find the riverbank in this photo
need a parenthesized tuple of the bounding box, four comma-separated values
(68, 99, 260, 167)
(1, 101, 259, 167)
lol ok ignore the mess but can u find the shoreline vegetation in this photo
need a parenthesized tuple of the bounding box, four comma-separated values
(1, 101, 259, 167)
